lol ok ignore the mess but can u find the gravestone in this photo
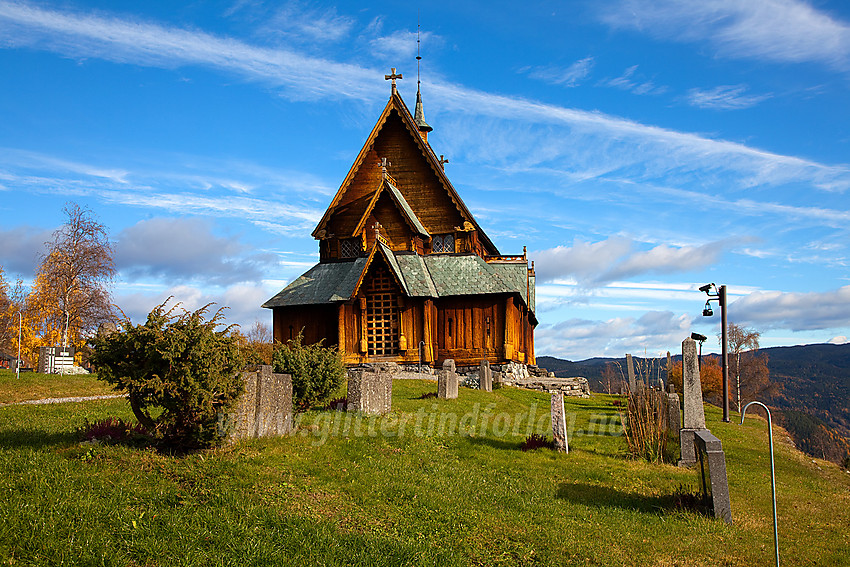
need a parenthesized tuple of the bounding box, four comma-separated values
(551, 392, 569, 453)
(626, 353, 636, 392)
(695, 429, 733, 524)
(667, 392, 681, 438)
(479, 359, 493, 392)
(228, 365, 292, 441)
(347, 367, 392, 415)
(679, 337, 706, 466)
(437, 359, 458, 399)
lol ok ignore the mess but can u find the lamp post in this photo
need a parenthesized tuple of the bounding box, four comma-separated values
(699, 283, 730, 422)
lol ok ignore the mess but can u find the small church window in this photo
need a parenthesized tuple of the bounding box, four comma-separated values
(432, 234, 455, 254)
(486, 316, 491, 337)
(448, 317, 453, 337)
(340, 238, 361, 258)
(289, 325, 294, 340)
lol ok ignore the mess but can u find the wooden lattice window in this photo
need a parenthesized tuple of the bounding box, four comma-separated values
(365, 264, 399, 357)
(340, 238, 360, 258)
(432, 234, 455, 253)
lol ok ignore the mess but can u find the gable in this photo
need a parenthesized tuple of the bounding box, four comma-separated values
(312, 93, 499, 255)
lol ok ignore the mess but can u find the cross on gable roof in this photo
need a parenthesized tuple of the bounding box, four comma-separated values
(312, 91, 499, 255)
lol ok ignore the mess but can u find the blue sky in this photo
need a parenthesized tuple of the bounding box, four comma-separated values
(2, 0, 850, 360)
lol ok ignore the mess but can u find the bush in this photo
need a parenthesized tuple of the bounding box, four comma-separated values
(272, 333, 345, 411)
(89, 300, 246, 450)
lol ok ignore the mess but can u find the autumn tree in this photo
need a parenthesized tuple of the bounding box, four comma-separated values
(668, 356, 723, 400)
(724, 323, 777, 412)
(29, 203, 116, 352)
(0, 266, 10, 354)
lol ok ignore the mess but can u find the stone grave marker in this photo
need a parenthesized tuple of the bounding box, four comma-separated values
(227, 365, 292, 441)
(551, 392, 569, 453)
(479, 359, 493, 392)
(347, 367, 392, 415)
(679, 337, 706, 466)
(438, 359, 458, 399)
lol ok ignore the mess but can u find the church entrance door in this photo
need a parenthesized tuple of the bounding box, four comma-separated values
(365, 264, 399, 357)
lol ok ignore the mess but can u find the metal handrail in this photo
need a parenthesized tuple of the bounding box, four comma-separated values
(741, 401, 780, 567)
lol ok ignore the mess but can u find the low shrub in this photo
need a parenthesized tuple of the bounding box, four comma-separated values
(89, 300, 246, 450)
(273, 332, 346, 411)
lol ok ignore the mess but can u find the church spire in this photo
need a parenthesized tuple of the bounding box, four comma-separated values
(414, 22, 432, 139)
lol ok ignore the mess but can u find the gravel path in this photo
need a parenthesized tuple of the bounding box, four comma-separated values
(0, 394, 127, 408)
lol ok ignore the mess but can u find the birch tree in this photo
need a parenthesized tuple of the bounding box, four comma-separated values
(30, 203, 116, 350)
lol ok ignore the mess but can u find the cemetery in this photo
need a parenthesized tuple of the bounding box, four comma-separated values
(1, 65, 848, 567)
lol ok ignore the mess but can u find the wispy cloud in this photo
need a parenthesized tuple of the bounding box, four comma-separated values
(687, 85, 772, 110)
(598, 64, 667, 95)
(370, 29, 438, 60)
(597, 0, 850, 69)
(0, 148, 326, 233)
(1, 0, 849, 197)
(0, 0, 378, 101)
(523, 56, 595, 87)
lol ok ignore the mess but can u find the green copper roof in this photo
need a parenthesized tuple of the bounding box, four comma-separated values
(264, 251, 534, 316)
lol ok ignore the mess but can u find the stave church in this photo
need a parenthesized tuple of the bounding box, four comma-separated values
(263, 70, 536, 368)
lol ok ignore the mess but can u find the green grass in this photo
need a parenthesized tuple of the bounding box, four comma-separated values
(1, 379, 848, 566)
(0, 369, 117, 404)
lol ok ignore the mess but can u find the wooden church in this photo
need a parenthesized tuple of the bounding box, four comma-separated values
(263, 70, 536, 368)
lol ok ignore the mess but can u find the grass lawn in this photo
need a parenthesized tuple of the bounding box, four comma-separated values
(1, 378, 848, 566)
(0, 369, 117, 404)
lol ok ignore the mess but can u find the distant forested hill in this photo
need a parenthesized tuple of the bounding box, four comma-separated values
(538, 342, 850, 439)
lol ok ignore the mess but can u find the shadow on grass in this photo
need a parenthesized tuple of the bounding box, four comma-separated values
(465, 435, 523, 451)
(556, 481, 682, 514)
(0, 429, 78, 449)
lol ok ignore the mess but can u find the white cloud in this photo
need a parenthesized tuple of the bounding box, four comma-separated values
(1, 1, 848, 195)
(265, 2, 355, 44)
(598, 0, 850, 69)
(536, 310, 692, 359)
(828, 335, 848, 344)
(0, 225, 52, 277)
(731, 285, 850, 330)
(524, 56, 595, 87)
(687, 85, 772, 110)
(531, 236, 729, 285)
(115, 282, 275, 330)
(598, 64, 667, 96)
(115, 217, 278, 285)
(370, 29, 437, 60)
(0, 0, 378, 102)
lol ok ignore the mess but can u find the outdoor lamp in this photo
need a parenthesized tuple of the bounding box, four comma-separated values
(698, 281, 730, 422)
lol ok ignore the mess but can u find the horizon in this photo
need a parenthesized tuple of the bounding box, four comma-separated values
(2, 1, 850, 360)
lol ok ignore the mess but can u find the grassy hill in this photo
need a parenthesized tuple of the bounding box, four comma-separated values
(1, 373, 849, 565)
(539, 343, 850, 439)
